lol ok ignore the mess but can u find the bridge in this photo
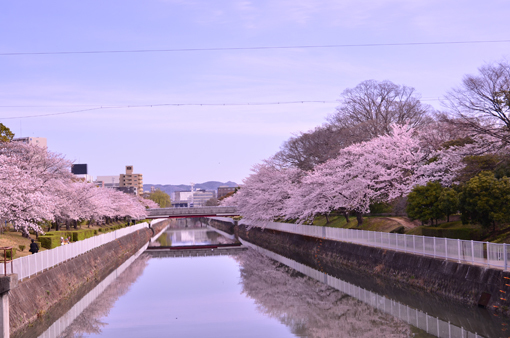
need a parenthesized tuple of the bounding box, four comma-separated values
(145, 246, 247, 258)
(147, 206, 239, 219)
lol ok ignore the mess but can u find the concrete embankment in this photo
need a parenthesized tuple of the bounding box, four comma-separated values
(10, 221, 168, 336)
(207, 218, 510, 318)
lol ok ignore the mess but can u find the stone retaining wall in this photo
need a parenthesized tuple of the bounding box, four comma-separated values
(10, 221, 168, 336)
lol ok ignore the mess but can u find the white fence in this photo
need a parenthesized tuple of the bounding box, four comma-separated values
(241, 238, 485, 338)
(1, 219, 165, 281)
(235, 219, 508, 270)
(38, 241, 150, 338)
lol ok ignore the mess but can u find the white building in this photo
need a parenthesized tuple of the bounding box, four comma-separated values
(96, 175, 120, 188)
(13, 137, 47, 148)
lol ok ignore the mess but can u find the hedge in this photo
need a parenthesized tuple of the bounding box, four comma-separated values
(40, 223, 131, 249)
(421, 227, 483, 241)
(39, 236, 61, 249)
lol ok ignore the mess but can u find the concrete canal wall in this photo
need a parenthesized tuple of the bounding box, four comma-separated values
(9, 221, 168, 336)
(207, 218, 510, 314)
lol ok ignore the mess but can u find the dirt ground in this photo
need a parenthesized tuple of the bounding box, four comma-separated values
(384, 217, 421, 230)
(0, 231, 45, 258)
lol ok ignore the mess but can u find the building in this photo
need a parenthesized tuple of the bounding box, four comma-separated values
(96, 175, 120, 188)
(174, 191, 193, 202)
(93, 180, 104, 188)
(217, 186, 238, 199)
(115, 186, 137, 195)
(174, 189, 214, 207)
(119, 165, 143, 196)
(12, 137, 47, 148)
(193, 190, 215, 206)
(71, 163, 93, 183)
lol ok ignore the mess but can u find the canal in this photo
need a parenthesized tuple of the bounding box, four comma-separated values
(16, 219, 509, 338)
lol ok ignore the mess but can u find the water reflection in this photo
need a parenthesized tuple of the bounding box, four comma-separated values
(238, 239, 490, 338)
(149, 219, 237, 247)
(235, 249, 412, 338)
(27, 224, 498, 337)
(58, 255, 150, 338)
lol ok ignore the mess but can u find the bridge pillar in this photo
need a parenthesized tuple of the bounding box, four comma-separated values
(0, 274, 18, 338)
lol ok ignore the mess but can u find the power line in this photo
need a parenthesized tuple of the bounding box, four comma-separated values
(0, 101, 337, 119)
(0, 97, 444, 119)
(0, 97, 442, 109)
(1, 40, 509, 56)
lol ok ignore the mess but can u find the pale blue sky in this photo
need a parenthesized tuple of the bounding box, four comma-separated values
(1, 0, 509, 184)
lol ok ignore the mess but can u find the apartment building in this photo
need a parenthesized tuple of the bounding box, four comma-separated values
(119, 165, 143, 196)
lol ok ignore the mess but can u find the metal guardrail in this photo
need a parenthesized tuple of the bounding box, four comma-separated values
(1, 219, 166, 281)
(235, 219, 509, 271)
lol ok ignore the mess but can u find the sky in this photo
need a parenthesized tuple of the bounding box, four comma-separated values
(1, 0, 509, 185)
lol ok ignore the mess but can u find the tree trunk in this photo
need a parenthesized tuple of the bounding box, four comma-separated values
(343, 211, 349, 223)
(55, 220, 60, 231)
(356, 212, 363, 226)
(447, 214, 450, 222)
(74, 220, 78, 229)
(65, 220, 70, 230)
(325, 214, 329, 224)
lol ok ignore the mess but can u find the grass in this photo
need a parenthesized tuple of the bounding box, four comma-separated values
(311, 215, 403, 233)
(0, 231, 47, 258)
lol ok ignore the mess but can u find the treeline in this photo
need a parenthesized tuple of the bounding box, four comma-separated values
(224, 60, 510, 230)
(0, 138, 159, 237)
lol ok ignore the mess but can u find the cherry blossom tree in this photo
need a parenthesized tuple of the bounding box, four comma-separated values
(0, 141, 149, 235)
(222, 160, 304, 223)
(230, 124, 501, 226)
(0, 142, 73, 235)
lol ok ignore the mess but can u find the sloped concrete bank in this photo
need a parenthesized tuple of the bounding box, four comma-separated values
(207, 218, 510, 328)
(10, 221, 168, 337)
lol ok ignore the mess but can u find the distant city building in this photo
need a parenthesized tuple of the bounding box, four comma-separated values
(193, 190, 214, 206)
(93, 180, 104, 188)
(12, 137, 47, 148)
(172, 201, 189, 208)
(175, 189, 214, 207)
(71, 163, 93, 183)
(96, 175, 120, 188)
(119, 165, 143, 196)
(217, 186, 238, 199)
(115, 186, 137, 195)
(174, 191, 193, 202)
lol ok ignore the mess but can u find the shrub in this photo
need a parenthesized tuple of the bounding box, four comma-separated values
(422, 227, 482, 240)
(39, 236, 61, 249)
(4, 248, 16, 259)
(72, 231, 85, 242)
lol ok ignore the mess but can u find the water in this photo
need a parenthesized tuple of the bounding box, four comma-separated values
(19, 221, 509, 337)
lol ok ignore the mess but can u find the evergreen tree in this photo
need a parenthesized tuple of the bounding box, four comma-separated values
(406, 182, 444, 225)
(458, 171, 510, 232)
(438, 188, 458, 222)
